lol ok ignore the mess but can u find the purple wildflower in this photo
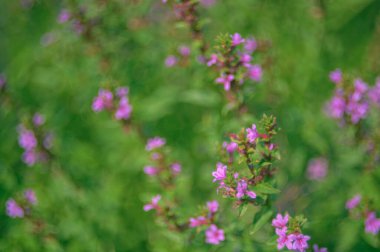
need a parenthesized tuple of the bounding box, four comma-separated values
(33, 113, 45, 126)
(116, 87, 129, 97)
(231, 33, 245, 46)
(276, 228, 294, 250)
(313, 244, 328, 252)
(307, 157, 328, 181)
(272, 213, 289, 231)
(207, 200, 219, 213)
(165, 55, 178, 67)
(246, 124, 259, 143)
(92, 89, 113, 112)
(18, 128, 37, 150)
(223, 141, 238, 153)
(236, 180, 256, 199)
(144, 166, 159, 176)
(240, 53, 251, 68)
(58, 9, 71, 23)
(143, 195, 161, 212)
(146, 137, 166, 151)
(6, 199, 24, 218)
(189, 216, 207, 227)
(326, 91, 345, 119)
(207, 54, 219, 67)
(24, 189, 37, 205)
(346, 194, 361, 210)
(171, 163, 181, 175)
(247, 65, 262, 82)
(205, 224, 225, 245)
(22, 149, 39, 166)
(115, 97, 132, 120)
(212, 163, 227, 182)
(289, 233, 310, 252)
(329, 69, 342, 84)
(365, 212, 380, 235)
(244, 38, 257, 54)
(178, 45, 191, 57)
(216, 74, 234, 91)
(368, 79, 380, 106)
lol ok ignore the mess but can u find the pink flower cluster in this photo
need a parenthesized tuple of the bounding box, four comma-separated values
(207, 33, 262, 91)
(306, 157, 328, 181)
(189, 200, 225, 245)
(6, 189, 37, 218)
(18, 114, 52, 166)
(346, 194, 380, 235)
(326, 70, 380, 124)
(272, 214, 311, 252)
(143, 195, 161, 212)
(92, 87, 132, 121)
(164, 45, 191, 68)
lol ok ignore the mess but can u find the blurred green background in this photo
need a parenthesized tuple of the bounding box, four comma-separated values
(1, 0, 380, 251)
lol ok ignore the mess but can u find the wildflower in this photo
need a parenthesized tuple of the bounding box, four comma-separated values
(244, 37, 257, 54)
(18, 128, 37, 150)
(143, 195, 161, 212)
(329, 69, 342, 84)
(115, 97, 132, 120)
(365, 212, 380, 235)
(276, 228, 293, 250)
(368, 79, 380, 106)
(171, 163, 181, 175)
(326, 91, 345, 119)
(6, 199, 24, 218)
(146, 137, 166, 151)
(216, 74, 234, 91)
(272, 213, 289, 231)
(223, 141, 238, 153)
(57, 9, 71, 23)
(247, 65, 262, 82)
(92, 89, 113, 112)
(24, 189, 37, 205)
(346, 194, 361, 210)
(144, 166, 159, 176)
(240, 54, 251, 68)
(22, 149, 39, 166)
(246, 124, 259, 143)
(313, 244, 328, 252)
(165, 55, 178, 67)
(116, 87, 129, 97)
(212, 163, 227, 182)
(205, 224, 225, 245)
(33, 113, 45, 126)
(231, 33, 245, 46)
(236, 180, 256, 199)
(189, 216, 208, 227)
(178, 45, 191, 57)
(307, 158, 328, 181)
(207, 54, 219, 67)
(207, 201, 219, 213)
(289, 233, 310, 252)
(43, 133, 54, 149)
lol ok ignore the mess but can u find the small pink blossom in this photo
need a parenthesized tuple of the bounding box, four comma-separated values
(272, 213, 289, 230)
(205, 224, 225, 245)
(212, 163, 227, 182)
(240, 54, 251, 67)
(165, 55, 178, 67)
(244, 38, 257, 54)
(189, 216, 208, 227)
(247, 64, 262, 82)
(276, 228, 293, 250)
(144, 166, 159, 176)
(146, 137, 166, 151)
(289, 233, 310, 252)
(236, 180, 256, 199)
(58, 9, 71, 24)
(223, 141, 238, 153)
(216, 74, 234, 91)
(18, 128, 37, 150)
(207, 54, 219, 67)
(178, 45, 191, 57)
(365, 212, 380, 235)
(22, 149, 39, 166)
(143, 195, 161, 212)
(207, 200, 219, 213)
(329, 69, 342, 84)
(346, 194, 361, 210)
(307, 157, 328, 181)
(313, 244, 328, 252)
(92, 89, 113, 112)
(231, 33, 245, 46)
(33, 113, 45, 126)
(24, 189, 37, 205)
(6, 199, 24, 218)
(246, 124, 259, 143)
(171, 163, 181, 175)
(116, 87, 129, 97)
(115, 97, 132, 120)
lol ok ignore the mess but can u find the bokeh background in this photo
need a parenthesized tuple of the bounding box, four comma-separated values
(1, 0, 380, 251)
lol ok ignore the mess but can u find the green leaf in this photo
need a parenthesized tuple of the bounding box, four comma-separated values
(254, 183, 280, 194)
(238, 204, 248, 217)
(250, 211, 273, 235)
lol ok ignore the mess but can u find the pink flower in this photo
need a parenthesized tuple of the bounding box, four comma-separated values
(92, 89, 113, 112)
(212, 163, 227, 182)
(116, 87, 129, 97)
(313, 244, 328, 252)
(205, 224, 225, 245)
(33, 113, 45, 126)
(272, 213, 289, 230)
(165, 55, 178, 67)
(307, 157, 328, 181)
(115, 97, 132, 120)
(365, 212, 380, 235)
(22, 149, 39, 166)
(329, 69, 342, 84)
(240, 53, 251, 67)
(178, 45, 191, 57)
(207, 54, 219, 67)
(171, 163, 181, 175)
(57, 9, 71, 24)
(6, 199, 24, 218)
(223, 141, 238, 153)
(207, 200, 219, 213)
(143, 195, 161, 212)
(244, 38, 257, 54)
(276, 228, 293, 250)
(18, 128, 37, 150)
(346, 194, 361, 209)
(231, 33, 245, 46)
(236, 180, 256, 199)
(289, 233, 310, 252)
(247, 64, 262, 82)
(189, 216, 208, 227)
(246, 124, 259, 143)
(326, 91, 345, 119)
(146, 137, 166, 151)
(216, 74, 234, 91)
(144, 166, 159, 176)
(24, 189, 37, 205)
